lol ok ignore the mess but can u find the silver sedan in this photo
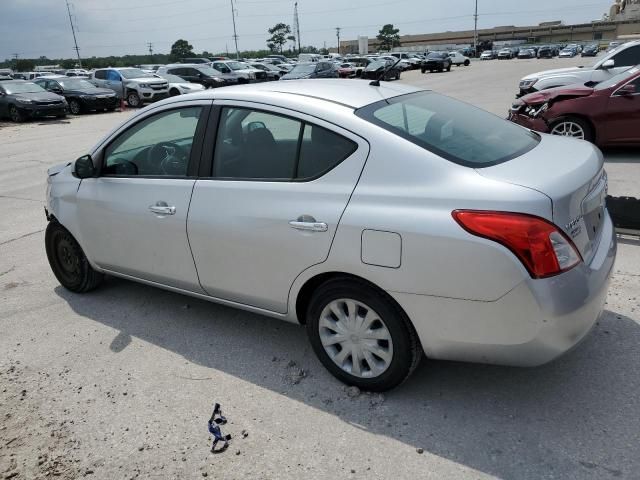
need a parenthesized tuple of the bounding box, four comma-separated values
(45, 80, 616, 391)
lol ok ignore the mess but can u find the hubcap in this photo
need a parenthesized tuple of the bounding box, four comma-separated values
(10, 107, 19, 121)
(70, 101, 80, 114)
(551, 121, 585, 140)
(319, 299, 393, 379)
(128, 94, 139, 106)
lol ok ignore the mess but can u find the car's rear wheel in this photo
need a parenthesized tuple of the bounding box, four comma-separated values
(306, 278, 422, 391)
(446, 64, 452, 72)
(127, 91, 141, 108)
(550, 116, 594, 142)
(9, 105, 23, 122)
(421, 67, 426, 74)
(45, 221, 104, 293)
(69, 99, 82, 115)
(464, 59, 470, 66)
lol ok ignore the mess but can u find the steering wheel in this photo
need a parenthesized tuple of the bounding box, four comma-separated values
(147, 141, 188, 175)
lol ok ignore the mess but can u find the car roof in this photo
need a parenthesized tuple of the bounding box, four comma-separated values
(185, 79, 423, 109)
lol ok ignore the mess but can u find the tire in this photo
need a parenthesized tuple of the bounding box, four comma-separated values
(9, 105, 23, 123)
(126, 91, 141, 108)
(421, 67, 426, 74)
(45, 221, 104, 293)
(169, 88, 181, 97)
(446, 64, 452, 72)
(549, 116, 594, 143)
(464, 59, 470, 66)
(306, 278, 422, 391)
(395, 72, 400, 80)
(69, 99, 82, 115)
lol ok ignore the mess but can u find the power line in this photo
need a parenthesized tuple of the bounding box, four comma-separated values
(65, 0, 82, 68)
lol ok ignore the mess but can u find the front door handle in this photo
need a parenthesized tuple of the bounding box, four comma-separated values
(149, 202, 176, 216)
(289, 215, 328, 232)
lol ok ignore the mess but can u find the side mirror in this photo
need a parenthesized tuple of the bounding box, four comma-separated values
(617, 84, 637, 96)
(74, 155, 96, 179)
(601, 59, 615, 69)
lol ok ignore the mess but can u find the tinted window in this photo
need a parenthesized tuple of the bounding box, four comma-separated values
(103, 107, 202, 176)
(213, 107, 356, 180)
(298, 124, 357, 178)
(356, 91, 539, 167)
(94, 70, 107, 80)
(613, 46, 640, 67)
(106, 70, 121, 81)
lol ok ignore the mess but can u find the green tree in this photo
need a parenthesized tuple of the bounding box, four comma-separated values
(267, 23, 292, 53)
(376, 24, 401, 51)
(170, 39, 194, 61)
(15, 59, 35, 71)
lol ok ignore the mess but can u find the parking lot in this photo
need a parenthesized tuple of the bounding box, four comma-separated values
(1, 57, 639, 479)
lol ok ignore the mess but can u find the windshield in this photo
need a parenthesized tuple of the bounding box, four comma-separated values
(58, 78, 94, 89)
(356, 91, 539, 167)
(197, 66, 220, 76)
(427, 52, 443, 59)
(227, 62, 248, 71)
(160, 74, 186, 83)
(367, 61, 386, 70)
(120, 68, 153, 79)
(290, 64, 316, 74)
(595, 66, 639, 90)
(1, 82, 45, 94)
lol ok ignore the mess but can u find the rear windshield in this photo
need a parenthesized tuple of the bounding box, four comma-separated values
(356, 91, 539, 167)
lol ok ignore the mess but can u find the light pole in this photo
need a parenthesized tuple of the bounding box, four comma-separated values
(230, 0, 239, 59)
(473, 0, 478, 57)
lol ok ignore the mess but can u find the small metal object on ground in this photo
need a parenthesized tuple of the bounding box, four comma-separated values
(208, 403, 231, 454)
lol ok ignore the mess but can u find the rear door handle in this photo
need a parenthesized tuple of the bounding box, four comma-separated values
(149, 202, 176, 216)
(289, 216, 328, 232)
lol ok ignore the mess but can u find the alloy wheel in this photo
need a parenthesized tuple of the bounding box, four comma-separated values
(127, 93, 140, 107)
(318, 298, 393, 379)
(9, 106, 21, 122)
(69, 100, 81, 115)
(550, 121, 585, 140)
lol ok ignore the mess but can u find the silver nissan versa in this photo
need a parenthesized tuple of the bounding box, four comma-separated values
(45, 80, 616, 391)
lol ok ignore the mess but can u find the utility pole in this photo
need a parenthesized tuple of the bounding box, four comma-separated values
(65, 0, 82, 68)
(229, 0, 239, 59)
(147, 42, 153, 58)
(336, 27, 341, 55)
(293, 2, 301, 54)
(473, 0, 479, 57)
(12, 53, 19, 70)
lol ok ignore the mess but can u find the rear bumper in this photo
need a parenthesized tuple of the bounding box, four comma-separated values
(508, 112, 550, 133)
(391, 213, 617, 367)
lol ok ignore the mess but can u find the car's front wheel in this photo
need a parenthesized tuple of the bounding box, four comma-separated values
(9, 105, 23, 122)
(127, 91, 141, 108)
(549, 116, 594, 143)
(45, 221, 104, 293)
(464, 59, 470, 66)
(306, 278, 422, 391)
(69, 99, 82, 115)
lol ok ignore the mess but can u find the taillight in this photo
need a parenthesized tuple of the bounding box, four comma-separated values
(452, 210, 582, 279)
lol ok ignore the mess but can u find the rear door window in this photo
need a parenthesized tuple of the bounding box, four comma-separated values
(612, 45, 640, 67)
(94, 70, 107, 80)
(356, 91, 539, 167)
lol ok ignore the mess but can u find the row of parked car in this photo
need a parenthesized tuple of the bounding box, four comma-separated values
(509, 40, 640, 147)
(481, 43, 602, 60)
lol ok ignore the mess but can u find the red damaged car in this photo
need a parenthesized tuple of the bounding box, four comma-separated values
(509, 66, 640, 147)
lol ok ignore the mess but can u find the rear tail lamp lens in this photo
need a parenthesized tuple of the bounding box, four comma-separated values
(452, 210, 582, 279)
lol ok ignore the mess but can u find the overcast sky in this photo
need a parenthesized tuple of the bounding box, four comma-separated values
(2, 0, 614, 60)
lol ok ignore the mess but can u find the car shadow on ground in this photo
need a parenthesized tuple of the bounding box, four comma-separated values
(602, 147, 640, 164)
(55, 278, 640, 479)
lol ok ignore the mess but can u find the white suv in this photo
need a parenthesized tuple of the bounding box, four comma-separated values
(448, 51, 471, 66)
(90, 67, 169, 107)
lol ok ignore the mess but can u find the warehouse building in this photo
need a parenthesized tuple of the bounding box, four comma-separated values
(341, 2, 640, 54)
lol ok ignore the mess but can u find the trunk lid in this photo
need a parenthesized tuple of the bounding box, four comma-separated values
(476, 135, 607, 263)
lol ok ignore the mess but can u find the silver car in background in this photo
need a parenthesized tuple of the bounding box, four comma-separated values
(44, 80, 616, 391)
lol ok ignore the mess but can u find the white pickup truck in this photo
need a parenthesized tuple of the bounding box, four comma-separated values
(518, 40, 640, 97)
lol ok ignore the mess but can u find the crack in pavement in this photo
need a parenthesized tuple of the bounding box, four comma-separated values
(0, 195, 43, 203)
(0, 266, 16, 277)
(0, 229, 45, 247)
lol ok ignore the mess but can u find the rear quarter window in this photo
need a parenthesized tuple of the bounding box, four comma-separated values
(355, 91, 540, 167)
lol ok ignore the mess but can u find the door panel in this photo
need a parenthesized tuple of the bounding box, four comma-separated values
(188, 103, 369, 313)
(77, 178, 202, 291)
(603, 78, 640, 145)
(75, 104, 209, 292)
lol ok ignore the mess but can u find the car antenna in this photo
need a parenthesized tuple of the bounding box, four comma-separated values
(370, 57, 402, 87)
